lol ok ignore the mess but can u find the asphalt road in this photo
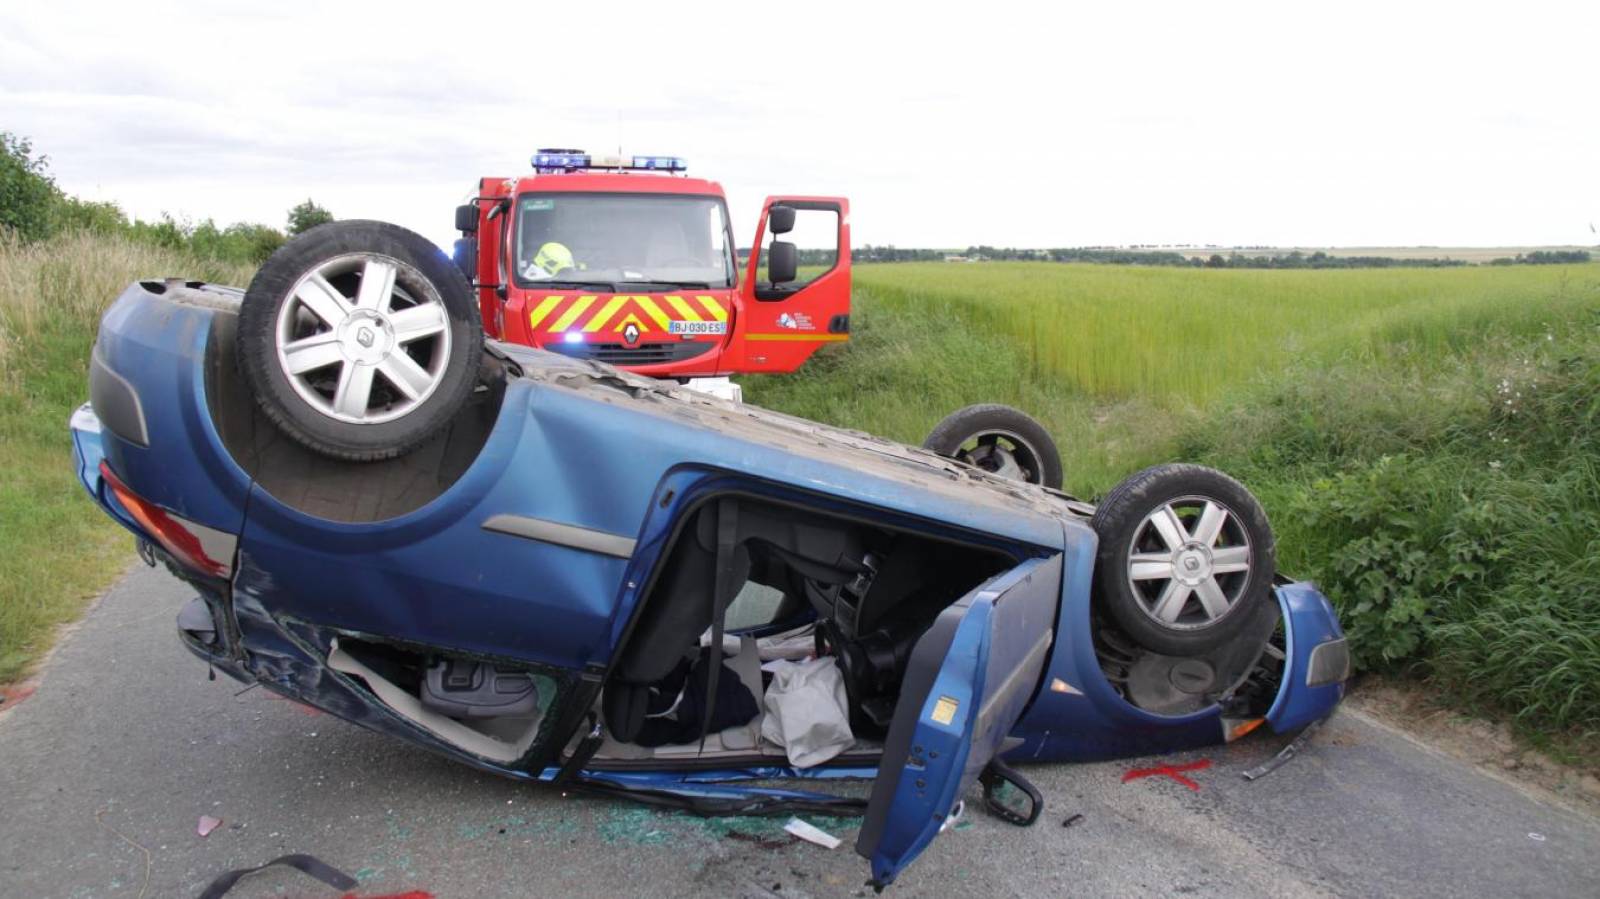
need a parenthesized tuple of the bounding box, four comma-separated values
(2, 563, 1597, 899)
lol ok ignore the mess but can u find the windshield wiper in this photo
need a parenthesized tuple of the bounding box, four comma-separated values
(618, 280, 712, 289)
(541, 279, 618, 292)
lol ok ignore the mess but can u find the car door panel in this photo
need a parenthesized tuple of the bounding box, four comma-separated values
(855, 552, 1062, 888)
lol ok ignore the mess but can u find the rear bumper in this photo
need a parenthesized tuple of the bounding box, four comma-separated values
(70, 405, 129, 533)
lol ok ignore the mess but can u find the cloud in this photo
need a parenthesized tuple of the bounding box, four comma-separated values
(3, 0, 1596, 248)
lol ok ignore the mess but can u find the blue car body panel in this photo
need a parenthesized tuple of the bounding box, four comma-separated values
(70, 281, 1350, 886)
(92, 290, 253, 535)
(1265, 582, 1348, 733)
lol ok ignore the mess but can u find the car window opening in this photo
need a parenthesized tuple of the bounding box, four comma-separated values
(589, 495, 1019, 768)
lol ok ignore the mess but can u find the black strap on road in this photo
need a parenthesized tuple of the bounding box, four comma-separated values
(198, 853, 357, 899)
(697, 497, 740, 755)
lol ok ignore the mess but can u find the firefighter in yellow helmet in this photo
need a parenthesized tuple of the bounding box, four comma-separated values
(526, 241, 580, 279)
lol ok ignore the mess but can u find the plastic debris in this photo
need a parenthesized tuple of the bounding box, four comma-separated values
(198, 815, 223, 837)
(1243, 717, 1325, 781)
(784, 817, 841, 849)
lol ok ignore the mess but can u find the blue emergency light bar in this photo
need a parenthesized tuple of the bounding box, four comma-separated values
(531, 150, 687, 174)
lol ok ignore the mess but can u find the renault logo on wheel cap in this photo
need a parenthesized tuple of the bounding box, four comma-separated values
(622, 322, 641, 347)
(356, 327, 375, 348)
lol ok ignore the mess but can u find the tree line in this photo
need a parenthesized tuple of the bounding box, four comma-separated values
(1488, 250, 1592, 265)
(2, 131, 333, 264)
(855, 244, 1592, 268)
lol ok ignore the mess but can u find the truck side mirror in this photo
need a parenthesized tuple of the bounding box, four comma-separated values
(455, 204, 478, 234)
(767, 241, 798, 284)
(768, 205, 796, 235)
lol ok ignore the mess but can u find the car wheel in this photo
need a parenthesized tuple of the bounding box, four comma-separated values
(923, 404, 1064, 488)
(237, 220, 484, 461)
(1090, 464, 1275, 656)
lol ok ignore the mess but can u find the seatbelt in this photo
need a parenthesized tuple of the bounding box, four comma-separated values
(698, 497, 739, 755)
(555, 713, 604, 785)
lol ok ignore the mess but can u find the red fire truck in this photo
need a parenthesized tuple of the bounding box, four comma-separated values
(453, 150, 850, 397)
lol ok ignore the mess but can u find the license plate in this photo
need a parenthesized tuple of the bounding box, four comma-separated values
(668, 320, 727, 335)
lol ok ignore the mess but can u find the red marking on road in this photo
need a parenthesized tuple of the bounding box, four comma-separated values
(341, 892, 434, 899)
(1, 682, 38, 707)
(1121, 758, 1212, 791)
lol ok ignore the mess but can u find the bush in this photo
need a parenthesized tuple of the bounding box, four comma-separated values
(1, 132, 62, 241)
(51, 196, 128, 235)
(189, 219, 286, 264)
(287, 198, 334, 236)
(1181, 313, 1600, 732)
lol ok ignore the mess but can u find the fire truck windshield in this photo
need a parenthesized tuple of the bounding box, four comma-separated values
(514, 193, 736, 289)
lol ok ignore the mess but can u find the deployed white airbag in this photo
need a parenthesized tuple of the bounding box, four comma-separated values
(759, 657, 854, 768)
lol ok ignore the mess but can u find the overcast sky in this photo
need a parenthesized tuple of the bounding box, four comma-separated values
(4, 0, 1596, 250)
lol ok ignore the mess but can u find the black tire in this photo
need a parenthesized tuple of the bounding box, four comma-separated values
(1089, 464, 1275, 656)
(237, 220, 484, 462)
(922, 404, 1064, 488)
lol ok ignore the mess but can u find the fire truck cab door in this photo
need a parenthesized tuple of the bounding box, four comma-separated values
(733, 197, 851, 372)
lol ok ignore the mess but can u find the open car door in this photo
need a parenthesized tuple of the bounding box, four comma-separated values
(855, 553, 1062, 889)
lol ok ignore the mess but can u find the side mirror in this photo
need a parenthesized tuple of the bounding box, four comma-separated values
(455, 203, 478, 234)
(767, 241, 798, 284)
(768, 205, 796, 235)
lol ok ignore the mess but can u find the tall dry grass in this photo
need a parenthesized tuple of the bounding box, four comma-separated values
(0, 230, 255, 364)
(0, 230, 254, 681)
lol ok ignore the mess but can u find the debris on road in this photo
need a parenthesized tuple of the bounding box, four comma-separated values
(1062, 813, 1085, 828)
(1122, 758, 1212, 791)
(198, 853, 357, 899)
(784, 817, 842, 849)
(197, 814, 223, 837)
(93, 807, 151, 899)
(1243, 717, 1326, 781)
(725, 829, 793, 850)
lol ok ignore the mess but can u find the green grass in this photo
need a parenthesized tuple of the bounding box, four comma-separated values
(0, 231, 255, 682)
(745, 261, 1600, 740)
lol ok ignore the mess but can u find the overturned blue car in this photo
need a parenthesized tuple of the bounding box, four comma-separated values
(70, 222, 1348, 888)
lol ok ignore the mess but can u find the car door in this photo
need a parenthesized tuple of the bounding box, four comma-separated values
(727, 196, 851, 373)
(855, 553, 1063, 889)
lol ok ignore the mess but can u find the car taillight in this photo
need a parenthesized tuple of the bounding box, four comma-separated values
(100, 461, 232, 577)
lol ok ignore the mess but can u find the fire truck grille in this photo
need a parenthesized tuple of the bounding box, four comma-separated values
(545, 340, 715, 367)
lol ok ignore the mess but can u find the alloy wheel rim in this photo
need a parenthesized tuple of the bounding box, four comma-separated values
(274, 254, 451, 425)
(956, 430, 1041, 484)
(1125, 496, 1252, 630)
